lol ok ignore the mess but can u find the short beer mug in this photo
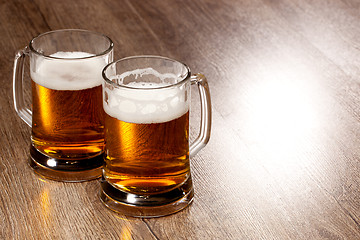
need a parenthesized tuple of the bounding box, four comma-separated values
(13, 29, 114, 181)
(100, 56, 212, 217)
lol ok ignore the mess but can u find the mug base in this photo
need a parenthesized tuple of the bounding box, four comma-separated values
(29, 145, 103, 182)
(99, 175, 194, 218)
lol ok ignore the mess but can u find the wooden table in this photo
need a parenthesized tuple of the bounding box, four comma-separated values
(1, 0, 359, 239)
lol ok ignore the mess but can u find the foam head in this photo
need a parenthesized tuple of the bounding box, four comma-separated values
(30, 51, 108, 90)
(103, 68, 189, 124)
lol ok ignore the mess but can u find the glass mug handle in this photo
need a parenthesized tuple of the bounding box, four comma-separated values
(13, 47, 32, 127)
(190, 73, 212, 158)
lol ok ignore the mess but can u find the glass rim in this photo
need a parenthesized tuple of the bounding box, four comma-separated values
(29, 29, 114, 60)
(102, 55, 191, 90)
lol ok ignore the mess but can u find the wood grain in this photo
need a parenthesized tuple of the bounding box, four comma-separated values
(0, 0, 359, 239)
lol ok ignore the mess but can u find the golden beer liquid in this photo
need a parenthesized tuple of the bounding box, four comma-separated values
(104, 111, 190, 195)
(31, 80, 104, 159)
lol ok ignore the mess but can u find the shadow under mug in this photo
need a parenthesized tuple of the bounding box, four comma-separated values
(13, 29, 114, 182)
(100, 56, 212, 217)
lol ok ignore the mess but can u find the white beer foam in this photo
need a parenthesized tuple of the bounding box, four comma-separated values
(30, 51, 107, 90)
(116, 67, 180, 84)
(104, 70, 188, 124)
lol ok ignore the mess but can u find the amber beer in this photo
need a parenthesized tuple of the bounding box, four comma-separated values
(30, 51, 107, 159)
(103, 81, 190, 195)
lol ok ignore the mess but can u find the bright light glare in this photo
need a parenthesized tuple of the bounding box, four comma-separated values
(46, 159, 57, 167)
(244, 59, 320, 169)
(126, 194, 137, 204)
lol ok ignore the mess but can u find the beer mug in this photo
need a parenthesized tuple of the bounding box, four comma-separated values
(13, 29, 114, 182)
(100, 56, 212, 217)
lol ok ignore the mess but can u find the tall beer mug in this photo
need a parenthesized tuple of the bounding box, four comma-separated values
(13, 29, 114, 182)
(100, 56, 212, 217)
